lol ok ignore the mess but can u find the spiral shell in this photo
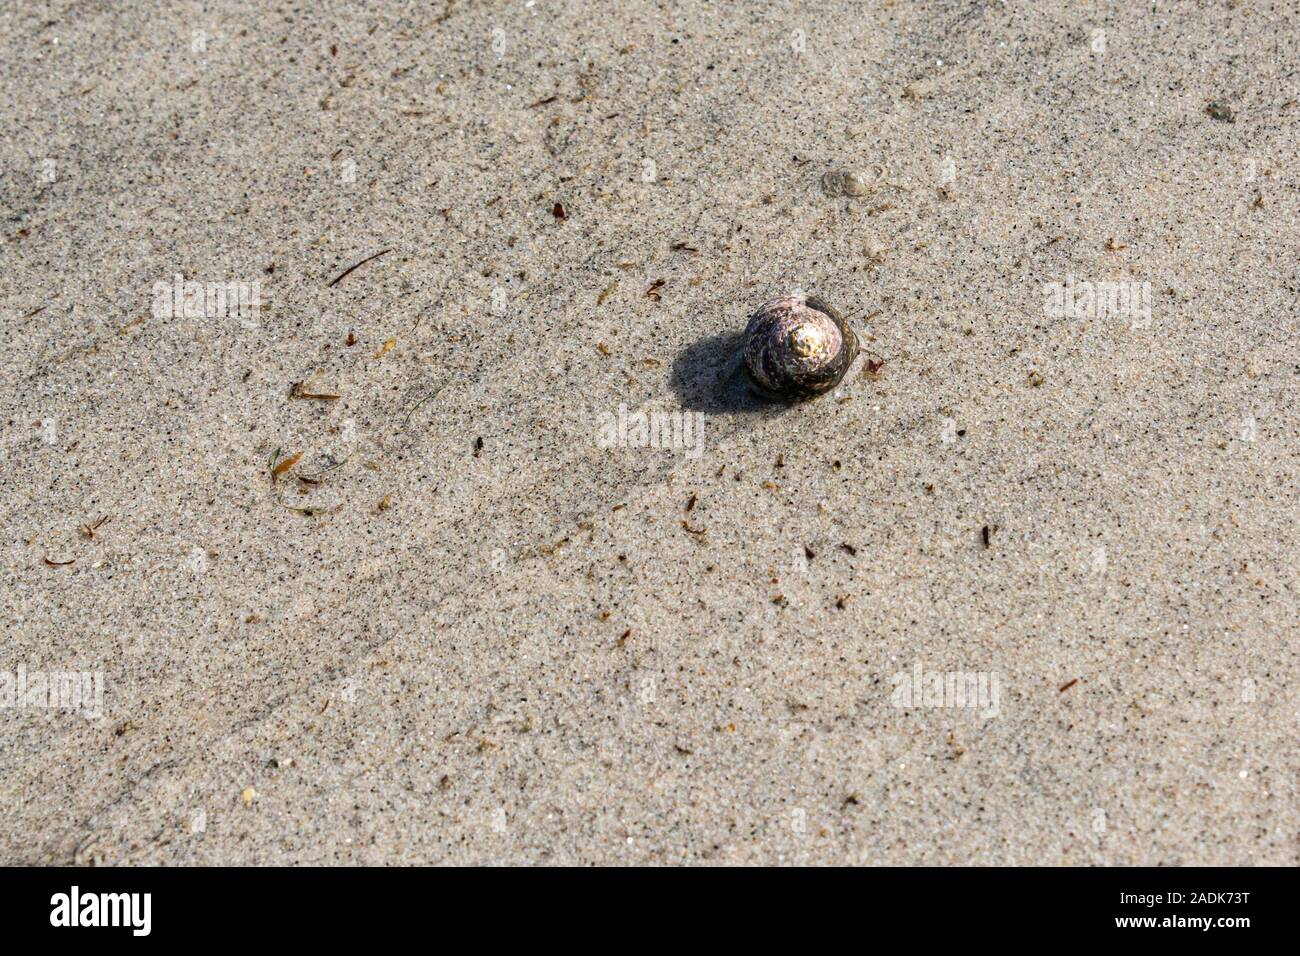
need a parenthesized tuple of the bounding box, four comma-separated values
(741, 294, 858, 401)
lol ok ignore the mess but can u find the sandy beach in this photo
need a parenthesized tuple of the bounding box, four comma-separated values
(1, 0, 1296, 864)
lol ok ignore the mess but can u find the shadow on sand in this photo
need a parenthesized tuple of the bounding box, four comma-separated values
(670, 328, 788, 417)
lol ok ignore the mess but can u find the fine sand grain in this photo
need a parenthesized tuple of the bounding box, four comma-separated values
(0, 1, 1297, 864)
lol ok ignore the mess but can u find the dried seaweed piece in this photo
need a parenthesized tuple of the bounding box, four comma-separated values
(295, 456, 350, 483)
(290, 381, 341, 401)
(401, 383, 446, 424)
(271, 451, 303, 479)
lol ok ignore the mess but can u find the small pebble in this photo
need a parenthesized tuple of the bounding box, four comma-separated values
(1205, 101, 1235, 123)
(821, 167, 874, 198)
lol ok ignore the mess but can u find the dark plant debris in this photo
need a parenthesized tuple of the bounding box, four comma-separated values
(281, 503, 340, 517)
(79, 515, 110, 539)
(295, 456, 349, 483)
(402, 383, 447, 424)
(290, 381, 341, 401)
(328, 247, 393, 287)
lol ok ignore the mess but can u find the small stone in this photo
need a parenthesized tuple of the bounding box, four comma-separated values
(241, 786, 257, 807)
(1205, 101, 1235, 123)
(821, 168, 875, 198)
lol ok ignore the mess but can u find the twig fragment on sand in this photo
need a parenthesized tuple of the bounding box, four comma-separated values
(328, 248, 393, 287)
(79, 515, 110, 539)
(290, 381, 341, 401)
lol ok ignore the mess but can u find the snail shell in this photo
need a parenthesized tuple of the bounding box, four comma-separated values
(741, 293, 859, 401)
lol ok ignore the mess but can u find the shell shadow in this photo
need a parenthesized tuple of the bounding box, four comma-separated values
(670, 328, 785, 415)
